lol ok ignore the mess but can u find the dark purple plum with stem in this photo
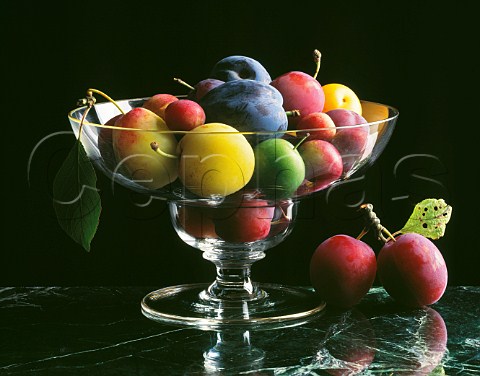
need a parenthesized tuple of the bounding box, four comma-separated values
(199, 79, 288, 137)
(210, 55, 272, 84)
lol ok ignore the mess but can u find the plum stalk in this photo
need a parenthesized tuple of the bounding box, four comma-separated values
(293, 133, 310, 150)
(76, 88, 125, 142)
(87, 88, 126, 115)
(285, 110, 301, 117)
(75, 95, 94, 143)
(76, 88, 127, 143)
(357, 203, 396, 243)
(312, 49, 321, 80)
(150, 141, 178, 159)
(174, 77, 195, 91)
(79, 88, 178, 160)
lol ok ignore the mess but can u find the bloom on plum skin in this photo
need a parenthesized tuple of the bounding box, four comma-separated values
(309, 234, 377, 308)
(377, 233, 448, 307)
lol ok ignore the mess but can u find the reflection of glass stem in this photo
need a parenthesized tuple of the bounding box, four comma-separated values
(204, 329, 265, 372)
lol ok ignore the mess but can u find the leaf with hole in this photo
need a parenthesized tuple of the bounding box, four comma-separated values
(397, 198, 452, 240)
(53, 141, 101, 251)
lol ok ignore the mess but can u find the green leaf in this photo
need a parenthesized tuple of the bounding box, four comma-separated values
(398, 198, 452, 240)
(53, 141, 101, 251)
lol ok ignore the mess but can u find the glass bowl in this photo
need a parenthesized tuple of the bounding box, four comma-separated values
(68, 97, 398, 330)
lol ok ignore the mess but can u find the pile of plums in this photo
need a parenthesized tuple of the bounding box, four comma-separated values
(96, 53, 378, 261)
(99, 54, 447, 310)
(102, 54, 370, 200)
(309, 230, 448, 309)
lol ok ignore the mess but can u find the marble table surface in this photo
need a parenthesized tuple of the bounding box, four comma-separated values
(0, 286, 478, 375)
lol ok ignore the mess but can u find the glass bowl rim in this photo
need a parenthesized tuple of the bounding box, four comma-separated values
(68, 97, 399, 135)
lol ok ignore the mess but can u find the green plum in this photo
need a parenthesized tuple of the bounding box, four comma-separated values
(253, 138, 305, 199)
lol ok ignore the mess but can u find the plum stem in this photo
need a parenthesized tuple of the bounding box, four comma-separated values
(293, 133, 310, 150)
(285, 110, 301, 117)
(312, 49, 321, 80)
(87, 88, 126, 115)
(76, 99, 94, 144)
(391, 230, 402, 238)
(74, 90, 102, 143)
(382, 228, 396, 243)
(356, 227, 369, 241)
(150, 141, 178, 159)
(174, 77, 195, 91)
(358, 203, 396, 243)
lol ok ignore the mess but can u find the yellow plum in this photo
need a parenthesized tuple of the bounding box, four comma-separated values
(112, 107, 178, 189)
(322, 83, 362, 115)
(177, 123, 254, 197)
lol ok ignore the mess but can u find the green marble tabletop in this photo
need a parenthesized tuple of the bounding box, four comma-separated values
(0, 286, 478, 375)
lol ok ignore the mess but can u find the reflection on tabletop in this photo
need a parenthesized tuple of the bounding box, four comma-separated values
(1, 286, 479, 375)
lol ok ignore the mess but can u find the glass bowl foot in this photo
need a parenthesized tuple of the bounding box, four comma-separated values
(141, 282, 326, 330)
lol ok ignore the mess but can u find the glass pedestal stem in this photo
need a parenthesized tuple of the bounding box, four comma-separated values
(201, 250, 267, 302)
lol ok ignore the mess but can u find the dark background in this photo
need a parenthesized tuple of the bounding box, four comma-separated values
(3, 1, 477, 287)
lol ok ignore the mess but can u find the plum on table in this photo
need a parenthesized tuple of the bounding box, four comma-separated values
(309, 234, 377, 308)
(377, 233, 448, 307)
(358, 201, 451, 307)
